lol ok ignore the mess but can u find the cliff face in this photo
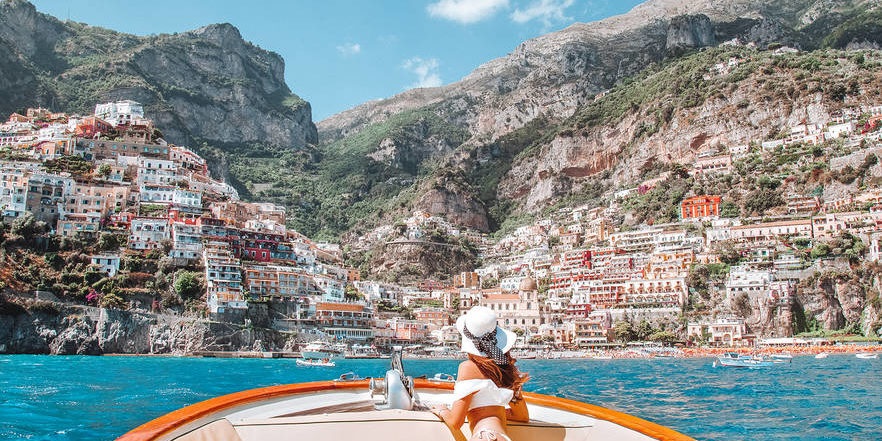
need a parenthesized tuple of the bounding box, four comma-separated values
(0, 0, 317, 149)
(0, 301, 292, 355)
(315, 0, 880, 237)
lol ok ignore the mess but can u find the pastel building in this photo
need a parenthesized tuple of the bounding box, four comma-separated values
(203, 242, 246, 314)
(681, 195, 721, 220)
(128, 217, 170, 250)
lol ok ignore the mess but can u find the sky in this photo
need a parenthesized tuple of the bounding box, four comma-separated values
(30, 0, 645, 121)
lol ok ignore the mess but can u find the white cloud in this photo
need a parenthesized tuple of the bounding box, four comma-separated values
(511, 0, 574, 26)
(427, 0, 509, 24)
(336, 42, 361, 55)
(402, 57, 443, 89)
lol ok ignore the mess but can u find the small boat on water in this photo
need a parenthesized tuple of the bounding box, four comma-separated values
(296, 358, 336, 367)
(300, 341, 343, 360)
(713, 352, 775, 368)
(117, 348, 695, 441)
(345, 344, 390, 359)
(855, 352, 878, 359)
(769, 353, 793, 363)
(814, 352, 829, 359)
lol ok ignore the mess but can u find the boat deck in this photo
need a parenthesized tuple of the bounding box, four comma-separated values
(120, 380, 693, 441)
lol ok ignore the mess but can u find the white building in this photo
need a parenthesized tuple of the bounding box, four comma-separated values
(90, 254, 120, 277)
(203, 242, 246, 314)
(94, 100, 145, 127)
(139, 184, 175, 204)
(172, 188, 203, 213)
(136, 157, 177, 186)
(170, 221, 203, 263)
(128, 218, 170, 250)
(725, 265, 772, 300)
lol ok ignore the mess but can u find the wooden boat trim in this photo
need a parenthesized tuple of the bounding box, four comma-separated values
(118, 380, 371, 441)
(117, 378, 694, 441)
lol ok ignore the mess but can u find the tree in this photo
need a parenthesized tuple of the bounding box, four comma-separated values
(9, 212, 47, 239)
(733, 293, 752, 318)
(810, 243, 831, 259)
(99, 292, 127, 309)
(715, 241, 743, 265)
(719, 201, 740, 218)
(648, 331, 678, 344)
(97, 232, 121, 251)
(635, 320, 654, 340)
(174, 271, 204, 301)
(743, 188, 783, 215)
(97, 164, 112, 179)
(344, 285, 363, 301)
(613, 320, 635, 343)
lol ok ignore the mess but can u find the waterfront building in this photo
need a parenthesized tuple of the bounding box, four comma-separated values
(314, 302, 374, 342)
(413, 307, 450, 328)
(243, 263, 319, 300)
(481, 275, 543, 333)
(573, 311, 613, 347)
(687, 318, 751, 347)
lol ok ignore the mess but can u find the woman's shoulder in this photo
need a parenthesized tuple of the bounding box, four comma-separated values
(457, 359, 483, 380)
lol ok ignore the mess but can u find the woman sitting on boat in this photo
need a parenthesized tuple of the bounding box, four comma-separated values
(433, 306, 529, 441)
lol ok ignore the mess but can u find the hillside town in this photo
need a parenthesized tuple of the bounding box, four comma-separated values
(3, 100, 882, 353)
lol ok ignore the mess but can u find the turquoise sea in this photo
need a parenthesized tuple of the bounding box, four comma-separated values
(1, 354, 880, 440)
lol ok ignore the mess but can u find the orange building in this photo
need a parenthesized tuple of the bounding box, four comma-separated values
(681, 195, 721, 219)
(413, 307, 449, 328)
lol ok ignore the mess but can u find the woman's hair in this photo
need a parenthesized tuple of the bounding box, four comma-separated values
(468, 353, 529, 390)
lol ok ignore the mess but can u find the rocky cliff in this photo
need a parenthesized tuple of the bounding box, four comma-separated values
(0, 0, 317, 149)
(0, 298, 295, 355)
(314, 0, 881, 237)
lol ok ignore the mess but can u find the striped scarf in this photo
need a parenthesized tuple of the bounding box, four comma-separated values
(462, 324, 508, 365)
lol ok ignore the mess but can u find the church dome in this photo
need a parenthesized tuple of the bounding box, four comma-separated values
(519, 275, 537, 292)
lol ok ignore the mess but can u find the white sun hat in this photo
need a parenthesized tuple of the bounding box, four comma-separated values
(456, 306, 517, 359)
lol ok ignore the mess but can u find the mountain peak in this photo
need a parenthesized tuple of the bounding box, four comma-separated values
(190, 22, 243, 43)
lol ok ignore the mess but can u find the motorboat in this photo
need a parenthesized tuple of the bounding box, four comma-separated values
(855, 352, 878, 359)
(117, 348, 695, 441)
(300, 341, 342, 360)
(814, 352, 829, 359)
(345, 344, 390, 359)
(296, 358, 336, 367)
(769, 353, 792, 363)
(712, 352, 775, 368)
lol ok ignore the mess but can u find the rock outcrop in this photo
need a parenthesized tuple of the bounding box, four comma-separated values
(0, 299, 294, 355)
(0, 0, 317, 149)
(316, 0, 879, 237)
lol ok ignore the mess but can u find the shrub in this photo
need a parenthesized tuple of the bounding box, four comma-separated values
(174, 271, 204, 300)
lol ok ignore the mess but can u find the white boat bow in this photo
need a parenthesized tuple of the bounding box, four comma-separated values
(118, 350, 694, 441)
